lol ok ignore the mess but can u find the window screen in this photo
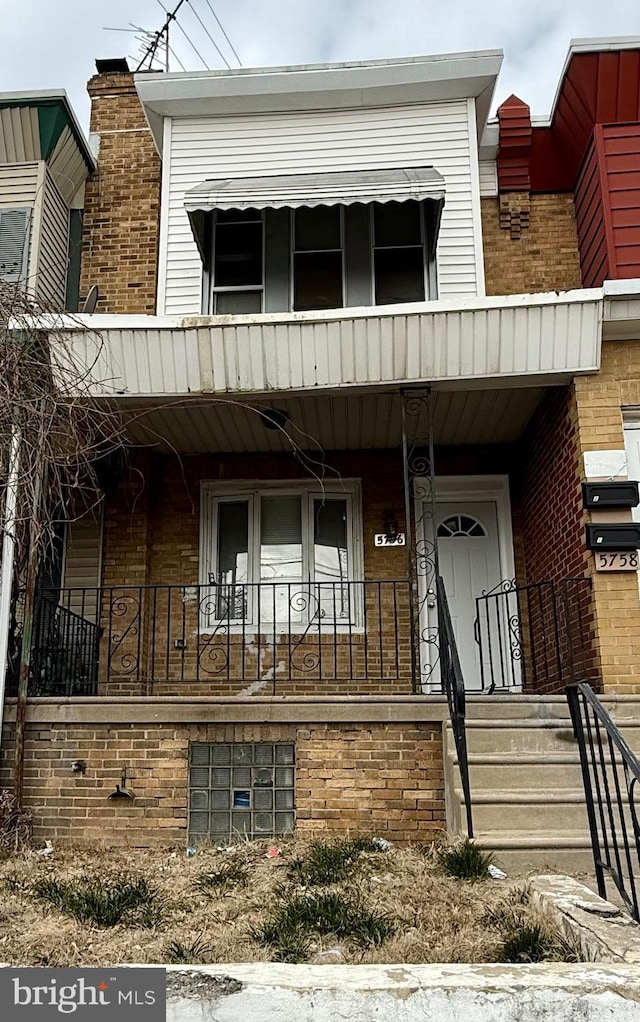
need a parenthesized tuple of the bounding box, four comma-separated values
(189, 742, 295, 842)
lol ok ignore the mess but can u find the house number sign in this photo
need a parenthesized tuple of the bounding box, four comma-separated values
(374, 534, 406, 547)
(595, 551, 639, 572)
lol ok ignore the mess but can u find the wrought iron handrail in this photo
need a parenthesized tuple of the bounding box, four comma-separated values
(567, 682, 640, 921)
(30, 596, 99, 697)
(475, 576, 593, 693)
(437, 574, 473, 838)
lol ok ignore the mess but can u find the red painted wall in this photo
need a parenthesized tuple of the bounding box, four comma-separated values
(601, 122, 640, 279)
(574, 133, 610, 287)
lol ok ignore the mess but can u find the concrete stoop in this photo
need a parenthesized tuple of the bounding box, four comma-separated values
(444, 695, 640, 873)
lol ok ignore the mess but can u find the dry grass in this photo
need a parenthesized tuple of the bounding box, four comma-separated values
(0, 839, 576, 967)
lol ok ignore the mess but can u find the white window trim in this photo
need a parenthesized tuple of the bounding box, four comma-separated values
(199, 479, 363, 633)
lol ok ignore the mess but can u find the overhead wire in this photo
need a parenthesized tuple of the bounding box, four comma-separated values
(202, 0, 243, 66)
(188, 0, 232, 69)
(157, 0, 211, 69)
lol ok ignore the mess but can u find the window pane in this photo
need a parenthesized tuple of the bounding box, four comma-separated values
(374, 248, 425, 305)
(260, 497, 302, 582)
(293, 251, 343, 311)
(215, 501, 248, 620)
(295, 206, 341, 251)
(217, 502, 249, 584)
(214, 291, 262, 314)
(214, 221, 262, 286)
(314, 499, 348, 583)
(374, 200, 422, 247)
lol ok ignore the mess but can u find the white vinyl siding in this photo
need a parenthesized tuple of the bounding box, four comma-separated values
(35, 170, 70, 306)
(62, 513, 103, 623)
(162, 100, 481, 314)
(479, 160, 498, 197)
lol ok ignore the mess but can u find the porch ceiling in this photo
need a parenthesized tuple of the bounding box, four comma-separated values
(120, 388, 542, 453)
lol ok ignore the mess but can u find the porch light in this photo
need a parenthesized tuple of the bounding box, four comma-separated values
(384, 511, 399, 541)
(258, 408, 289, 431)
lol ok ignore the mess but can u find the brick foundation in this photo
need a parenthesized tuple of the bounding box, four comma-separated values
(0, 715, 444, 847)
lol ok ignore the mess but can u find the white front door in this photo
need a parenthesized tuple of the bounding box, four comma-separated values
(431, 500, 503, 690)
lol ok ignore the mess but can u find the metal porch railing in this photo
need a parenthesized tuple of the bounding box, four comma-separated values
(567, 682, 640, 921)
(27, 580, 413, 694)
(474, 577, 594, 693)
(437, 574, 473, 837)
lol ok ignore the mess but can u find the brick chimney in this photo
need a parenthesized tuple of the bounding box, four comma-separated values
(496, 94, 532, 240)
(80, 63, 161, 314)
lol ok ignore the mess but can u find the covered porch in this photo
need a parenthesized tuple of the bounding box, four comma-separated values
(21, 379, 597, 701)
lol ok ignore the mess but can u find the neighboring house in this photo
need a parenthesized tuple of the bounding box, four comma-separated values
(0, 91, 94, 308)
(2, 39, 640, 865)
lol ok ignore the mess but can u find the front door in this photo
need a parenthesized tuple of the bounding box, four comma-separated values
(432, 500, 503, 690)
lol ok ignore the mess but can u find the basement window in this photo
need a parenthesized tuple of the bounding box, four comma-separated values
(189, 742, 295, 842)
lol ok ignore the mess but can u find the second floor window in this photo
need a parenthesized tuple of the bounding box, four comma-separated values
(292, 207, 343, 312)
(373, 201, 427, 304)
(211, 208, 263, 313)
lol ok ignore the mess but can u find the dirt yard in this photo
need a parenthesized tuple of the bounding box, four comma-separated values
(0, 838, 580, 967)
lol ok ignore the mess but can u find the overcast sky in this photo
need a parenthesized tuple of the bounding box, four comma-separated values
(1, 0, 639, 131)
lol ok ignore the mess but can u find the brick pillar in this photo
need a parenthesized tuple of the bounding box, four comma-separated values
(80, 70, 161, 314)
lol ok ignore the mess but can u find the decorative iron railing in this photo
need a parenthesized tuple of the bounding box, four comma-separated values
(567, 682, 640, 922)
(29, 597, 99, 697)
(28, 581, 412, 694)
(474, 577, 594, 693)
(437, 574, 473, 838)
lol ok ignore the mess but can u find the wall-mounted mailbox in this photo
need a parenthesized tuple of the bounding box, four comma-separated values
(582, 481, 640, 510)
(586, 523, 640, 551)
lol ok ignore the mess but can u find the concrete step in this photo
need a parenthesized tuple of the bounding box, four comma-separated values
(476, 831, 597, 873)
(459, 720, 640, 755)
(451, 789, 590, 832)
(463, 754, 583, 790)
(463, 695, 640, 724)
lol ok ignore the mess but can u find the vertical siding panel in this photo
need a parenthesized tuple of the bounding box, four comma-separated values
(36, 170, 70, 306)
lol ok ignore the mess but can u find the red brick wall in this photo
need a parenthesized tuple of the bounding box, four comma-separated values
(516, 386, 598, 692)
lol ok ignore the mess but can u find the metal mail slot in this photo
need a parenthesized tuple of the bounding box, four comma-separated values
(582, 481, 640, 510)
(585, 523, 640, 551)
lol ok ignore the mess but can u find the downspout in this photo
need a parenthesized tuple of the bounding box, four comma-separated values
(0, 425, 21, 751)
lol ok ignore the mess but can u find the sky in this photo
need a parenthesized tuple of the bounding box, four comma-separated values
(1, 0, 639, 131)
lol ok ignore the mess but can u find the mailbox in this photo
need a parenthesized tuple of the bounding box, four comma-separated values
(585, 523, 640, 551)
(582, 481, 639, 510)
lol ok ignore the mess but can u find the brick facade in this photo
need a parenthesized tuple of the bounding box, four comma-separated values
(0, 717, 444, 847)
(481, 195, 583, 296)
(80, 72, 161, 314)
(516, 387, 599, 693)
(573, 339, 640, 694)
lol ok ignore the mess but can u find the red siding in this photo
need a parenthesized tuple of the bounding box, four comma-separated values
(529, 48, 640, 192)
(602, 122, 640, 279)
(574, 132, 610, 287)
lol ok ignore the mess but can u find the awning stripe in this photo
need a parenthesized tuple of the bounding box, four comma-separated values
(184, 166, 445, 212)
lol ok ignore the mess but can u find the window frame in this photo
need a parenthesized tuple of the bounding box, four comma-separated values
(199, 479, 363, 631)
(289, 206, 346, 313)
(208, 208, 265, 314)
(369, 200, 431, 306)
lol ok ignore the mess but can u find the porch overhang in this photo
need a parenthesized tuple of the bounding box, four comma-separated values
(53, 288, 603, 400)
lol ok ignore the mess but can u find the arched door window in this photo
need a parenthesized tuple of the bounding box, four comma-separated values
(437, 514, 487, 538)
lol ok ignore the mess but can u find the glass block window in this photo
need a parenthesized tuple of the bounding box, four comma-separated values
(189, 742, 296, 842)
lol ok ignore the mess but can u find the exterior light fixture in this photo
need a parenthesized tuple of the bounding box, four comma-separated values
(384, 511, 399, 541)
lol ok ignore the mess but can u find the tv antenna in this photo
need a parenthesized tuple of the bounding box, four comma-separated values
(105, 0, 242, 74)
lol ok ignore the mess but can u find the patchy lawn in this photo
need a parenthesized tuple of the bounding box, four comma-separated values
(0, 838, 580, 967)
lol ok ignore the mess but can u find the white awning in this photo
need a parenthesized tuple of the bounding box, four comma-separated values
(184, 166, 446, 212)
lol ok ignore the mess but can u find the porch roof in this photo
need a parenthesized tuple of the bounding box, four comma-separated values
(54, 288, 603, 401)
